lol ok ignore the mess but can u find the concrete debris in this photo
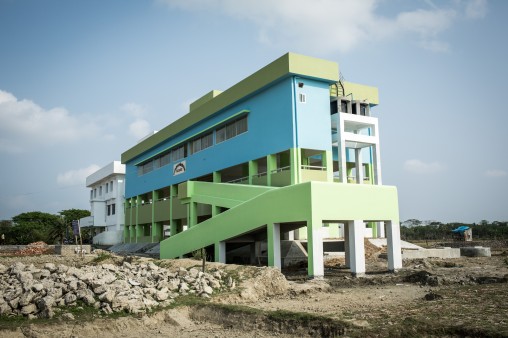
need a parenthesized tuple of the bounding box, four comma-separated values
(0, 261, 234, 318)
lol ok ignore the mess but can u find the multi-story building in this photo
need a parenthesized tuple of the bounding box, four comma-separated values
(79, 161, 125, 246)
(121, 53, 402, 277)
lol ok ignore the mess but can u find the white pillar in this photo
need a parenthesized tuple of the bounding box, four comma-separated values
(337, 114, 347, 183)
(268, 223, 281, 269)
(377, 221, 385, 238)
(307, 218, 324, 278)
(386, 221, 402, 271)
(372, 144, 382, 185)
(348, 220, 366, 276)
(355, 148, 363, 184)
(344, 223, 350, 268)
(215, 241, 226, 263)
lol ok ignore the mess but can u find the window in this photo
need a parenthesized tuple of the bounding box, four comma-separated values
(99, 186, 102, 196)
(341, 101, 349, 113)
(112, 203, 116, 215)
(299, 93, 306, 103)
(90, 190, 93, 199)
(216, 116, 248, 144)
(171, 145, 186, 162)
(107, 205, 111, 216)
(360, 104, 368, 116)
(160, 153, 170, 166)
(94, 189, 97, 198)
(106, 183, 109, 193)
(110, 181, 113, 192)
(190, 132, 213, 154)
(143, 161, 153, 174)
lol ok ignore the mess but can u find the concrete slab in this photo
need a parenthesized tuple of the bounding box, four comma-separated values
(369, 238, 423, 250)
(460, 246, 491, 257)
(402, 247, 461, 259)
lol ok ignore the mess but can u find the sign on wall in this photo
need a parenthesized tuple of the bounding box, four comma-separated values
(173, 160, 186, 176)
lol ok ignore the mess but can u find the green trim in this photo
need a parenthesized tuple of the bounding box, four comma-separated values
(122, 53, 339, 163)
(134, 109, 249, 166)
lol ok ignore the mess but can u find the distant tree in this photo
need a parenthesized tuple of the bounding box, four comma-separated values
(10, 211, 59, 244)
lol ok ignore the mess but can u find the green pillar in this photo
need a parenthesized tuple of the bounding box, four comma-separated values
(266, 154, 276, 186)
(290, 148, 301, 185)
(213, 171, 221, 183)
(169, 185, 176, 236)
(188, 202, 197, 228)
(152, 190, 158, 242)
(248, 160, 258, 185)
(323, 150, 333, 182)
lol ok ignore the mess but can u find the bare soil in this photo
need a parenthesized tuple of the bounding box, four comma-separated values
(1, 244, 508, 337)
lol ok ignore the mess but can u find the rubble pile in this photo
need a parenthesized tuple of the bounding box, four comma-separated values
(13, 242, 51, 256)
(0, 261, 235, 319)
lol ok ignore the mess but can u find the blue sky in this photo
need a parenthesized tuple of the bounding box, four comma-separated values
(0, 0, 506, 223)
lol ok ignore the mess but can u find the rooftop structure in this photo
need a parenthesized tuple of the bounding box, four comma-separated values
(121, 53, 401, 277)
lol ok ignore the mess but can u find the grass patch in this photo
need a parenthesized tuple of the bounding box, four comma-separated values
(92, 252, 114, 264)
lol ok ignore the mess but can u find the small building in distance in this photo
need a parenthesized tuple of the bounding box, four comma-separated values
(79, 161, 125, 246)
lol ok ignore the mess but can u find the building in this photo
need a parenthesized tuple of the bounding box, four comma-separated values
(121, 53, 402, 277)
(79, 161, 125, 246)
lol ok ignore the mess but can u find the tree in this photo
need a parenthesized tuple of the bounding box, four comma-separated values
(11, 211, 59, 244)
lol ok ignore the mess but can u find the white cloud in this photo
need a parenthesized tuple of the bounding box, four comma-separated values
(404, 159, 445, 174)
(465, 0, 487, 19)
(484, 169, 508, 178)
(121, 102, 147, 118)
(0, 90, 98, 153)
(159, 0, 484, 53)
(121, 102, 153, 139)
(129, 119, 151, 139)
(57, 164, 101, 187)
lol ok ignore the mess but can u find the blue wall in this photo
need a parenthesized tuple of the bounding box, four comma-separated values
(125, 77, 302, 198)
(294, 78, 333, 151)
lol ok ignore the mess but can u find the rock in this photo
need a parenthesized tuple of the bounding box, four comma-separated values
(32, 283, 44, 292)
(203, 285, 213, 295)
(36, 296, 55, 310)
(155, 290, 169, 301)
(19, 290, 36, 307)
(64, 293, 77, 305)
(129, 279, 141, 286)
(0, 264, 8, 274)
(43, 263, 57, 272)
(61, 312, 75, 320)
(168, 279, 180, 291)
(101, 264, 117, 272)
(20, 303, 37, 315)
(38, 307, 55, 319)
(98, 290, 115, 303)
(17, 271, 33, 284)
(0, 302, 12, 315)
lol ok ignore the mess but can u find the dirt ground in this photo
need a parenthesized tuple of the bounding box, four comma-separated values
(1, 242, 507, 337)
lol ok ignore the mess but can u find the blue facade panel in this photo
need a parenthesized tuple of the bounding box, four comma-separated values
(294, 79, 333, 151)
(125, 77, 299, 198)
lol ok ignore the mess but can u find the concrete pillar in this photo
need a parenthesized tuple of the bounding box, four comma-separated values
(323, 150, 333, 182)
(337, 114, 347, 183)
(355, 148, 363, 184)
(377, 221, 385, 238)
(250, 243, 256, 265)
(372, 144, 383, 185)
(348, 220, 366, 276)
(289, 148, 301, 184)
(215, 241, 226, 263)
(267, 223, 281, 269)
(344, 223, 350, 268)
(248, 160, 258, 185)
(213, 171, 221, 183)
(386, 221, 402, 271)
(266, 154, 276, 186)
(307, 218, 324, 278)
(188, 202, 197, 228)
